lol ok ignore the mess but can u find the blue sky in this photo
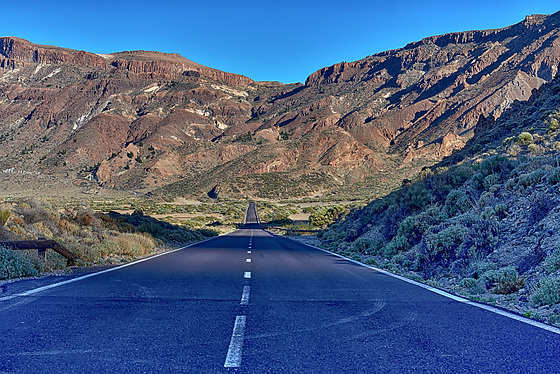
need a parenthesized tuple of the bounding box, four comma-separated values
(1, 1, 559, 83)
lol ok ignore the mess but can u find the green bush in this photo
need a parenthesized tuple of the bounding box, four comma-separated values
(545, 247, 560, 274)
(482, 174, 501, 190)
(531, 276, 560, 305)
(548, 116, 559, 134)
(481, 207, 496, 220)
(309, 205, 346, 228)
(352, 238, 374, 254)
(396, 183, 432, 211)
(383, 234, 410, 257)
(0, 247, 39, 279)
(0, 209, 9, 226)
(477, 155, 516, 179)
(419, 224, 468, 267)
(444, 190, 472, 217)
(482, 266, 524, 294)
(518, 132, 534, 145)
(547, 168, 560, 185)
(519, 169, 547, 187)
(458, 277, 485, 294)
(397, 207, 447, 246)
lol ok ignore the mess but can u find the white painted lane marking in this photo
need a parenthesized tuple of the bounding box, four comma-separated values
(0, 236, 221, 301)
(286, 237, 560, 336)
(224, 315, 247, 368)
(247, 251, 252, 254)
(246, 259, 251, 263)
(241, 286, 250, 305)
(244, 272, 251, 279)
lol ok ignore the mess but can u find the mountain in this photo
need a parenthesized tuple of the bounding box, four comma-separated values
(1, 11, 560, 199)
(313, 62, 560, 325)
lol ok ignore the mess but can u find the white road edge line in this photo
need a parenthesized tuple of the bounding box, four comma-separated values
(241, 286, 250, 305)
(244, 272, 251, 279)
(284, 237, 560, 336)
(224, 315, 247, 368)
(0, 236, 218, 301)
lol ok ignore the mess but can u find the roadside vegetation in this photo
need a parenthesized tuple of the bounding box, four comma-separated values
(313, 73, 560, 327)
(0, 198, 219, 280)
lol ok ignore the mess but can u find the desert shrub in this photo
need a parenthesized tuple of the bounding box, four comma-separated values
(424, 165, 474, 201)
(396, 183, 433, 212)
(456, 215, 498, 260)
(418, 224, 468, 269)
(452, 165, 476, 185)
(531, 276, 560, 305)
(352, 238, 375, 254)
(0, 246, 39, 279)
(345, 227, 359, 242)
(482, 266, 524, 294)
(477, 191, 495, 209)
(458, 277, 485, 294)
(547, 168, 560, 184)
(481, 207, 495, 220)
(378, 203, 408, 239)
(482, 174, 501, 190)
(397, 207, 447, 247)
(504, 178, 516, 190)
(477, 155, 517, 178)
(107, 211, 215, 243)
(518, 132, 534, 145)
(444, 190, 472, 217)
(59, 219, 81, 235)
(519, 169, 547, 187)
(321, 228, 345, 243)
(90, 233, 157, 259)
(528, 143, 540, 155)
(113, 233, 157, 256)
(545, 247, 560, 274)
(76, 210, 94, 226)
(383, 234, 410, 257)
(512, 160, 536, 177)
(309, 205, 346, 228)
(548, 116, 560, 133)
(0, 209, 10, 226)
(391, 253, 412, 267)
(16, 206, 50, 224)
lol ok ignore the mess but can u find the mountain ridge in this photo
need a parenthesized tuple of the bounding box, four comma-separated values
(1, 11, 560, 199)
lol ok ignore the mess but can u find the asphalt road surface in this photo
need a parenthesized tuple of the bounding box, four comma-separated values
(1, 203, 559, 373)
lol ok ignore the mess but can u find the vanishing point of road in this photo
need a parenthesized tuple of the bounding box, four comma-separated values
(1, 203, 559, 373)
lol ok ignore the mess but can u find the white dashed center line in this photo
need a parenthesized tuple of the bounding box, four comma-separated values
(247, 250, 251, 254)
(240, 286, 250, 305)
(246, 258, 251, 263)
(244, 272, 251, 279)
(224, 315, 247, 368)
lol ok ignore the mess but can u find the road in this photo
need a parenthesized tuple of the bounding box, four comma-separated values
(1, 202, 559, 373)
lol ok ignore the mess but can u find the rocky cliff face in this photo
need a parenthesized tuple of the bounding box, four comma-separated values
(1, 11, 560, 199)
(265, 12, 560, 166)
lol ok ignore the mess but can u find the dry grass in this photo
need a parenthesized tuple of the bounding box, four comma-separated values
(0, 198, 196, 271)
